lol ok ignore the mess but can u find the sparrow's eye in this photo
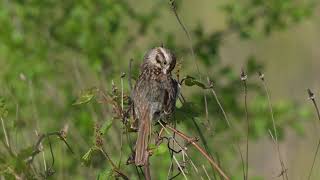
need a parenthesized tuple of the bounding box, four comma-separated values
(163, 61, 167, 65)
(155, 55, 161, 64)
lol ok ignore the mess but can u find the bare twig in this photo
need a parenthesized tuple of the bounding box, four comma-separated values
(307, 89, 320, 120)
(99, 86, 143, 179)
(207, 79, 230, 127)
(163, 124, 230, 180)
(241, 69, 249, 180)
(157, 134, 189, 180)
(202, 165, 212, 180)
(27, 131, 73, 164)
(157, 122, 204, 179)
(207, 78, 246, 180)
(121, 73, 126, 111)
(34, 130, 47, 173)
(190, 117, 221, 178)
(169, 2, 221, 177)
(119, 72, 126, 169)
(307, 88, 320, 180)
(169, 0, 200, 76)
(173, 155, 188, 180)
(177, 92, 220, 178)
(99, 147, 129, 180)
(1, 117, 10, 148)
(41, 135, 56, 178)
(308, 139, 320, 180)
(258, 72, 288, 180)
(237, 144, 246, 180)
(169, 171, 182, 180)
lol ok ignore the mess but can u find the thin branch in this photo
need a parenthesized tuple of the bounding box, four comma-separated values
(190, 116, 221, 178)
(169, 2, 221, 176)
(121, 73, 125, 111)
(1, 117, 10, 148)
(202, 165, 212, 180)
(156, 134, 189, 180)
(207, 78, 245, 180)
(99, 86, 143, 179)
(34, 130, 47, 173)
(99, 147, 129, 180)
(157, 122, 201, 179)
(169, 0, 200, 76)
(241, 69, 249, 180)
(41, 135, 55, 178)
(163, 124, 230, 180)
(27, 131, 73, 164)
(119, 73, 127, 168)
(47, 136, 54, 171)
(207, 79, 230, 127)
(178, 93, 219, 176)
(237, 144, 246, 180)
(169, 171, 182, 180)
(307, 88, 320, 180)
(258, 72, 288, 180)
(307, 89, 320, 121)
(308, 139, 320, 180)
(173, 155, 188, 180)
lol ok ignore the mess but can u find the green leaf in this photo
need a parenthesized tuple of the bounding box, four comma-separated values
(73, 87, 98, 105)
(81, 149, 92, 166)
(183, 76, 207, 89)
(81, 147, 98, 166)
(99, 120, 113, 135)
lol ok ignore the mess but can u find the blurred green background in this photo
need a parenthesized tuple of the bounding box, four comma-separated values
(0, 0, 320, 179)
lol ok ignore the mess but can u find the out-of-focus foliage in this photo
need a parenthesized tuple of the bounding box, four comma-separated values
(223, 0, 315, 37)
(0, 0, 316, 179)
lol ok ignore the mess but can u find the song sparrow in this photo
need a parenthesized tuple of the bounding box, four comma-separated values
(132, 47, 179, 166)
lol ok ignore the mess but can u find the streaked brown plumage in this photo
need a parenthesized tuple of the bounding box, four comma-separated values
(132, 47, 178, 166)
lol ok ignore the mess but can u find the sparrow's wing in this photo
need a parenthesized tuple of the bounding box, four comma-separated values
(164, 78, 179, 116)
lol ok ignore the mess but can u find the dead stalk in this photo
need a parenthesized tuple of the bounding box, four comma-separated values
(259, 72, 288, 180)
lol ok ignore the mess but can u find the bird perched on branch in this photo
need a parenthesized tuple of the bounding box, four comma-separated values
(132, 47, 179, 166)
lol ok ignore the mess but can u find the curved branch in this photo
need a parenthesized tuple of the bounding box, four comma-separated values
(164, 124, 230, 180)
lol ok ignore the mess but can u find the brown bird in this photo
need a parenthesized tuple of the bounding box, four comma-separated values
(132, 47, 179, 166)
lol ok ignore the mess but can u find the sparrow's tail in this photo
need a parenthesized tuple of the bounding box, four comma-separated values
(135, 107, 151, 166)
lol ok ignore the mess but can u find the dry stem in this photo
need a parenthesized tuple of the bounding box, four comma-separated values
(164, 124, 230, 180)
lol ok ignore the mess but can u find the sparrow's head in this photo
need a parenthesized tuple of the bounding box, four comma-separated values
(143, 47, 176, 75)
